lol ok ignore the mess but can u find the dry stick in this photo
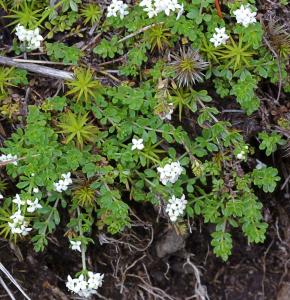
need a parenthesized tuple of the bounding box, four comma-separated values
(12, 59, 74, 66)
(0, 276, 16, 300)
(0, 263, 31, 300)
(0, 56, 74, 80)
(118, 23, 163, 43)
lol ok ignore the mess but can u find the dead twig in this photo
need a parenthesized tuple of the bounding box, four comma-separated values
(0, 263, 31, 300)
(0, 276, 16, 300)
(0, 56, 74, 80)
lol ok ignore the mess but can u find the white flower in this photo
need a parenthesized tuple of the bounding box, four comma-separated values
(62, 172, 73, 185)
(0, 153, 18, 165)
(66, 272, 104, 298)
(20, 224, 32, 236)
(10, 210, 24, 223)
(53, 172, 72, 192)
(176, 3, 184, 20)
(131, 138, 144, 151)
(15, 24, 43, 50)
(87, 272, 104, 289)
(139, 0, 182, 18)
(66, 275, 82, 294)
(12, 194, 25, 207)
(33, 187, 39, 193)
(0, 194, 3, 199)
(27, 198, 42, 213)
(157, 161, 183, 185)
(210, 27, 229, 47)
(165, 194, 187, 222)
(107, 0, 129, 19)
(9, 211, 32, 236)
(233, 5, 256, 27)
(236, 151, 246, 160)
(236, 145, 248, 160)
(70, 240, 82, 252)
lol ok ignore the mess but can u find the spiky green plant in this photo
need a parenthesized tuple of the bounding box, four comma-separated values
(73, 186, 95, 207)
(66, 68, 103, 102)
(144, 24, 172, 52)
(200, 34, 220, 63)
(81, 3, 102, 26)
(8, 1, 42, 28)
(170, 48, 209, 87)
(217, 36, 255, 70)
(58, 111, 99, 148)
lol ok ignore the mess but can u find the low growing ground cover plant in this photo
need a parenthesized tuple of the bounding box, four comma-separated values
(0, 0, 289, 298)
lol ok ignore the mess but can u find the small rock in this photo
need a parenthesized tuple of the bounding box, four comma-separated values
(155, 228, 187, 258)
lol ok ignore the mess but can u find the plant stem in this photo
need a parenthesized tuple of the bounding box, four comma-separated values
(77, 206, 87, 272)
(215, 0, 223, 19)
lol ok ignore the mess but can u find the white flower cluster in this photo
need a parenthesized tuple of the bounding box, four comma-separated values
(131, 138, 144, 151)
(15, 24, 43, 50)
(140, 0, 183, 19)
(233, 5, 256, 27)
(165, 194, 187, 222)
(0, 154, 18, 166)
(210, 5, 257, 48)
(53, 172, 72, 192)
(157, 161, 183, 185)
(8, 193, 42, 236)
(66, 272, 104, 298)
(210, 27, 229, 47)
(107, 0, 129, 19)
(70, 240, 82, 252)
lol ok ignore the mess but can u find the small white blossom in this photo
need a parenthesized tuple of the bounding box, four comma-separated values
(236, 145, 249, 160)
(131, 138, 144, 151)
(0, 194, 3, 199)
(87, 272, 104, 290)
(15, 24, 43, 50)
(10, 210, 24, 223)
(176, 3, 184, 20)
(12, 194, 25, 207)
(210, 27, 229, 47)
(107, 0, 129, 19)
(33, 187, 39, 193)
(0, 153, 18, 165)
(233, 5, 256, 27)
(9, 211, 32, 236)
(157, 161, 183, 185)
(53, 172, 72, 192)
(27, 198, 42, 213)
(70, 240, 82, 252)
(19, 223, 32, 236)
(165, 194, 187, 222)
(140, 0, 182, 18)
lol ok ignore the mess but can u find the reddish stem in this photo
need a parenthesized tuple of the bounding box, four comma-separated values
(215, 0, 223, 18)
